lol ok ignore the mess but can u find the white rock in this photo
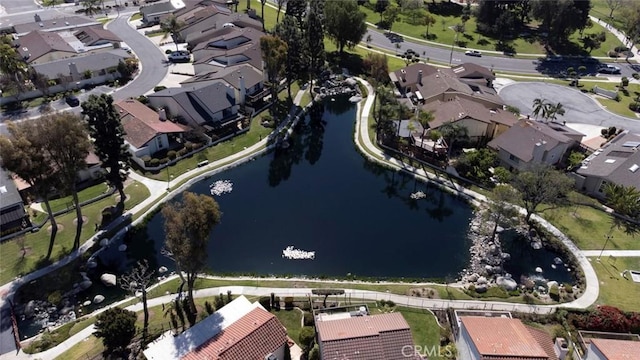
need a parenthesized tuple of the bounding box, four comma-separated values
(24, 300, 35, 317)
(83, 300, 91, 306)
(475, 284, 488, 293)
(553, 257, 563, 265)
(477, 276, 488, 285)
(551, 264, 557, 269)
(501, 253, 511, 260)
(531, 241, 542, 250)
(99, 238, 109, 247)
(468, 273, 479, 282)
(496, 226, 504, 233)
(100, 273, 117, 287)
(496, 276, 518, 291)
(93, 295, 105, 304)
(118, 244, 127, 252)
(547, 281, 559, 289)
(159, 266, 168, 274)
(535, 267, 543, 273)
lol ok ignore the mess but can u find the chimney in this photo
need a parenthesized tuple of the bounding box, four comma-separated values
(238, 72, 246, 105)
(68, 62, 80, 81)
(158, 108, 167, 121)
(400, 69, 406, 82)
(34, 14, 41, 23)
(418, 69, 423, 86)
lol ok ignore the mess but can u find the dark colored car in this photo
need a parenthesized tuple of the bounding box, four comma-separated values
(598, 65, 621, 74)
(65, 95, 80, 107)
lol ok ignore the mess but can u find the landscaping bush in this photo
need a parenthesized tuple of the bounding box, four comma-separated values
(274, 296, 281, 310)
(141, 155, 151, 166)
(299, 326, 315, 351)
(153, 85, 167, 92)
(630, 102, 640, 112)
(47, 291, 62, 308)
(568, 306, 640, 334)
(165, 49, 172, 54)
(284, 296, 294, 310)
(149, 158, 159, 167)
(308, 345, 320, 360)
(167, 150, 177, 160)
(177, 148, 188, 157)
(259, 296, 271, 311)
(621, 77, 629, 87)
(633, 73, 640, 80)
(158, 157, 169, 165)
(563, 283, 573, 293)
(303, 312, 314, 326)
(549, 284, 560, 301)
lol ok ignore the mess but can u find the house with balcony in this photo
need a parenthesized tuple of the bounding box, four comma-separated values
(0, 167, 28, 236)
(489, 120, 585, 170)
(181, 64, 266, 106)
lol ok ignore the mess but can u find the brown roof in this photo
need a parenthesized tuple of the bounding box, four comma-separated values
(461, 316, 549, 360)
(316, 313, 418, 360)
(389, 63, 439, 88)
(591, 338, 640, 360)
(16, 30, 75, 63)
(488, 120, 579, 162)
(115, 99, 186, 148)
(451, 62, 496, 80)
(73, 26, 121, 45)
(423, 96, 518, 129)
(193, 42, 263, 72)
(192, 27, 263, 51)
(576, 131, 640, 189)
(181, 307, 288, 360)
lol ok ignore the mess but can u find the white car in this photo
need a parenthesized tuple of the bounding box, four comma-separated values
(167, 50, 190, 62)
(464, 50, 482, 57)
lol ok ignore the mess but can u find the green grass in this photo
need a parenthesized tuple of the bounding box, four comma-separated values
(48, 182, 111, 213)
(590, 0, 626, 31)
(24, 317, 97, 354)
(300, 90, 312, 107)
(130, 13, 142, 21)
(250, 0, 278, 31)
(359, 1, 623, 57)
(0, 181, 150, 285)
(542, 205, 640, 250)
(272, 309, 303, 345)
(591, 83, 640, 119)
(53, 335, 104, 360)
(370, 304, 440, 348)
(589, 256, 640, 311)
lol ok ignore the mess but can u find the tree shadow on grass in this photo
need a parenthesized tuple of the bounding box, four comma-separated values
(326, 51, 364, 77)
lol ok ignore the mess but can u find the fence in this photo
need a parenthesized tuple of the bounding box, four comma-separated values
(593, 86, 618, 100)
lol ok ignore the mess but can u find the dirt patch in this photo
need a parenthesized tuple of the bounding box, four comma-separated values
(47, 224, 65, 233)
(114, 194, 130, 204)
(137, 309, 155, 323)
(72, 216, 89, 226)
(17, 247, 33, 258)
(407, 287, 440, 299)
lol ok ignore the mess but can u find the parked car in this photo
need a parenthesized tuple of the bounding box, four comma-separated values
(546, 55, 563, 62)
(167, 50, 190, 62)
(65, 95, 80, 107)
(465, 50, 482, 57)
(598, 65, 621, 74)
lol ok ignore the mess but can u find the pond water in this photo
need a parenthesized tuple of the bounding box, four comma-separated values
(145, 98, 474, 280)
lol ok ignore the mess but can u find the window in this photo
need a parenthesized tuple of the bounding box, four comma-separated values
(598, 180, 608, 193)
(509, 154, 519, 163)
(156, 137, 163, 149)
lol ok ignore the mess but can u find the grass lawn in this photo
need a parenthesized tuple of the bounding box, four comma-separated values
(130, 13, 142, 21)
(53, 335, 104, 360)
(542, 205, 639, 250)
(0, 181, 150, 285)
(47, 182, 111, 214)
(590, 0, 626, 31)
(359, 1, 623, 57)
(369, 303, 440, 348)
(589, 83, 640, 119)
(272, 308, 303, 345)
(589, 256, 640, 311)
(250, 0, 278, 31)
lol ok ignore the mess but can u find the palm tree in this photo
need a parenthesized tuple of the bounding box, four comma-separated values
(260, 0, 268, 32)
(604, 183, 640, 219)
(160, 16, 184, 52)
(532, 98, 548, 120)
(546, 102, 566, 123)
(439, 121, 468, 159)
(414, 109, 435, 148)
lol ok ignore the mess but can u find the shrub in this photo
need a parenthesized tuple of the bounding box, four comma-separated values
(549, 284, 560, 301)
(177, 148, 188, 157)
(148, 158, 159, 167)
(630, 102, 640, 112)
(165, 49, 172, 54)
(158, 157, 169, 165)
(274, 296, 281, 310)
(308, 345, 320, 360)
(141, 155, 151, 165)
(204, 301, 215, 315)
(137, 95, 149, 104)
(258, 296, 271, 311)
(47, 291, 62, 307)
(94, 307, 137, 353)
(299, 327, 315, 350)
(621, 77, 629, 87)
(167, 150, 177, 160)
(633, 73, 640, 80)
(284, 296, 294, 309)
(564, 283, 573, 293)
(614, 93, 621, 102)
(153, 85, 167, 92)
(303, 312, 314, 326)
(468, 284, 476, 292)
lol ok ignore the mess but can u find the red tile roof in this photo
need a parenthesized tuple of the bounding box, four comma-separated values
(591, 338, 640, 360)
(114, 99, 185, 148)
(181, 307, 288, 360)
(316, 313, 419, 360)
(461, 316, 549, 360)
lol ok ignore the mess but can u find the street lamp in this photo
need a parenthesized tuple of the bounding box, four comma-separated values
(449, 30, 459, 66)
(597, 233, 613, 261)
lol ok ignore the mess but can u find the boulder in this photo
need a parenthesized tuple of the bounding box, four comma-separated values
(158, 266, 168, 274)
(535, 267, 543, 273)
(24, 300, 36, 318)
(467, 273, 479, 282)
(475, 284, 488, 293)
(83, 300, 92, 307)
(554, 257, 563, 265)
(496, 226, 504, 233)
(79, 280, 92, 290)
(100, 273, 117, 287)
(99, 238, 109, 247)
(547, 281, 559, 289)
(501, 253, 511, 261)
(118, 244, 127, 252)
(93, 295, 105, 304)
(477, 276, 488, 285)
(496, 276, 518, 291)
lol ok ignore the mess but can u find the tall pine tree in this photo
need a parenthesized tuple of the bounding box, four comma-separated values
(307, 0, 325, 87)
(82, 94, 132, 208)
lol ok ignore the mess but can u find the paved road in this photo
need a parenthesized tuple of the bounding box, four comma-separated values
(499, 82, 640, 133)
(106, 15, 169, 100)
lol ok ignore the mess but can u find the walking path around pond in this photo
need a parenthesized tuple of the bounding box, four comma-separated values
(581, 250, 640, 257)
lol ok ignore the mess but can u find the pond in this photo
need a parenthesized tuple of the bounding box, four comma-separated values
(145, 98, 474, 280)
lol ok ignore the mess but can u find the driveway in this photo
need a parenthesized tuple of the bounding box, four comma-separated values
(498, 82, 640, 133)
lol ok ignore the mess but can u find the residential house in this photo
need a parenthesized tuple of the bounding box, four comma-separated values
(12, 15, 100, 36)
(76, 151, 103, 183)
(489, 120, 585, 170)
(140, 0, 184, 25)
(181, 64, 266, 105)
(31, 49, 131, 88)
(15, 30, 76, 64)
(192, 42, 262, 75)
(585, 338, 640, 360)
(574, 131, 640, 199)
(143, 296, 289, 360)
(422, 96, 518, 141)
(315, 311, 420, 360)
(191, 26, 263, 53)
(147, 81, 238, 130)
(0, 167, 28, 236)
(73, 27, 122, 47)
(181, 11, 262, 47)
(457, 316, 559, 360)
(451, 62, 495, 85)
(114, 99, 187, 163)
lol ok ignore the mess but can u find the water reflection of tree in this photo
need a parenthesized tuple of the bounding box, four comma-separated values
(268, 131, 304, 187)
(425, 189, 453, 222)
(327, 95, 353, 115)
(304, 102, 326, 165)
